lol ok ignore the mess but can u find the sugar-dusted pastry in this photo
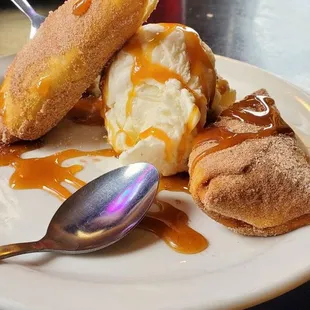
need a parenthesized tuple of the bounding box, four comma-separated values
(0, 73, 18, 143)
(189, 90, 310, 236)
(0, 0, 158, 143)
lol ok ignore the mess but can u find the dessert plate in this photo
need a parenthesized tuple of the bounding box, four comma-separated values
(0, 55, 309, 310)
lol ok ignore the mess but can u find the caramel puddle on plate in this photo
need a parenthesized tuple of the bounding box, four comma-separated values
(139, 174, 208, 254)
(0, 142, 116, 200)
(0, 143, 207, 254)
(158, 173, 189, 193)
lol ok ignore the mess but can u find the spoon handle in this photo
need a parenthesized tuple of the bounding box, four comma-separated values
(0, 240, 45, 260)
(10, 0, 38, 21)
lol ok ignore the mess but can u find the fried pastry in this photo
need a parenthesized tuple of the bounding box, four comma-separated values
(189, 90, 310, 236)
(0, 0, 158, 142)
(0, 72, 18, 143)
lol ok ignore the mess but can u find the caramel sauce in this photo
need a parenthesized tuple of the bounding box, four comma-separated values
(139, 200, 208, 254)
(123, 47, 187, 118)
(105, 118, 136, 152)
(67, 97, 104, 126)
(192, 96, 293, 171)
(123, 131, 136, 148)
(72, 0, 91, 16)
(118, 130, 136, 148)
(126, 88, 136, 117)
(37, 75, 51, 97)
(139, 127, 173, 161)
(159, 174, 189, 193)
(0, 143, 116, 200)
(145, 174, 208, 254)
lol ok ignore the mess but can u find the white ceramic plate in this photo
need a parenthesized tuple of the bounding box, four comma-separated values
(0, 55, 309, 310)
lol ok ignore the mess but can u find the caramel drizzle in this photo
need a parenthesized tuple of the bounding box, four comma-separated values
(0, 143, 116, 200)
(36, 75, 51, 97)
(139, 200, 208, 254)
(138, 174, 208, 254)
(104, 119, 136, 154)
(124, 23, 215, 116)
(139, 127, 173, 161)
(72, 0, 92, 16)
(103, 23, 215, 164)
(192, 96, 293, 172)
(159, 174, 189, 193)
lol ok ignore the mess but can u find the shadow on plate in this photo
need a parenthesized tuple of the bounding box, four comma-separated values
(20, 228, 159, 267)
(78, 228, 160, 259)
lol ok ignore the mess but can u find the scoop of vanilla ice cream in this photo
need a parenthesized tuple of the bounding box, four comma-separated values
(103, 23, 216, 176)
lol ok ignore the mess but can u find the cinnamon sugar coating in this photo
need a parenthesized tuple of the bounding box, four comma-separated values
(189, 90, 310, 236)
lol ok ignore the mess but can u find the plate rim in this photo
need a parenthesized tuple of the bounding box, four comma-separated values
(0, 54, 309, 310)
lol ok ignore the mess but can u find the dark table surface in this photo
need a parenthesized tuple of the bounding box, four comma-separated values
(150, 0, 310, 93)
(1, 0, 310, 309)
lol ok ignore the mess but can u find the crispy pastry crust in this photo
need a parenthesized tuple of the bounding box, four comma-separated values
(189, 90, 310, 236)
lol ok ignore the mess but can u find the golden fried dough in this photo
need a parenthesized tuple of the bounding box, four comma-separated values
(0, 66, 18, 143)
(189, 90, 310, 236)
(1, 0, 158, 141)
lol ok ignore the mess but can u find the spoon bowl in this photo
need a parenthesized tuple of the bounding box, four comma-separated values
(0, 163, 159, 260)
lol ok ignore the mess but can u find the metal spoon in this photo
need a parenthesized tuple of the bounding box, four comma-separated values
(0, 163, 159, 260)
(11, 0, 46, 39)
